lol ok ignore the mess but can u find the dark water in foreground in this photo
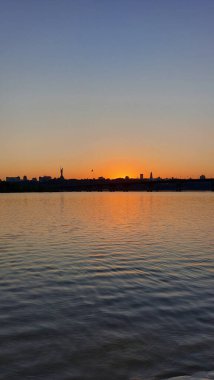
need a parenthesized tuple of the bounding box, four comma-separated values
(0, 193, 213, 380)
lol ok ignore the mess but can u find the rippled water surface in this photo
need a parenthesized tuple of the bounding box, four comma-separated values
(0, 192, 213, 380)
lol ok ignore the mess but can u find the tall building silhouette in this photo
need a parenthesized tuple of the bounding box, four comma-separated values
(60, 167, 64, 180)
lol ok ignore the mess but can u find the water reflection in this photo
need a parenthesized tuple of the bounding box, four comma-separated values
(0, 193, 213, 380)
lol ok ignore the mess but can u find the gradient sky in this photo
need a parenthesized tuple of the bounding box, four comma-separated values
(0, 0, 213, 179)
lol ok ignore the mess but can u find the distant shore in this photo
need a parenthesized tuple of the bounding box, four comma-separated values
(0, 178, 213, 193)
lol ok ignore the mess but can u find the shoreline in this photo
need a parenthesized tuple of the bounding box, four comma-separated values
(0, 178, 213, 193)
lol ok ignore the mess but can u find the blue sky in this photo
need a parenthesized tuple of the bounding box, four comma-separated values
(0, 0, 213, 178)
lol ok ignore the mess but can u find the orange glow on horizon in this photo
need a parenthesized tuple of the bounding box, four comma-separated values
(0, 156, 213, 181)
(1, 166, 212, 181)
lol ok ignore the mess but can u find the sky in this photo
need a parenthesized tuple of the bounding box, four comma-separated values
(0, 0, 213, 179)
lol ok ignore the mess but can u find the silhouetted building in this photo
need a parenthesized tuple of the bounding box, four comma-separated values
(32, 177, 37, 182)
(200, 175, 206, 180)
(150, 172, 153, 180)
(6, 177, 20, 182)
(39, 176, 52, 182)
(60, 167, 64, 180)
(140, 173, 144, 180)
(23, 176, 28, 181)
